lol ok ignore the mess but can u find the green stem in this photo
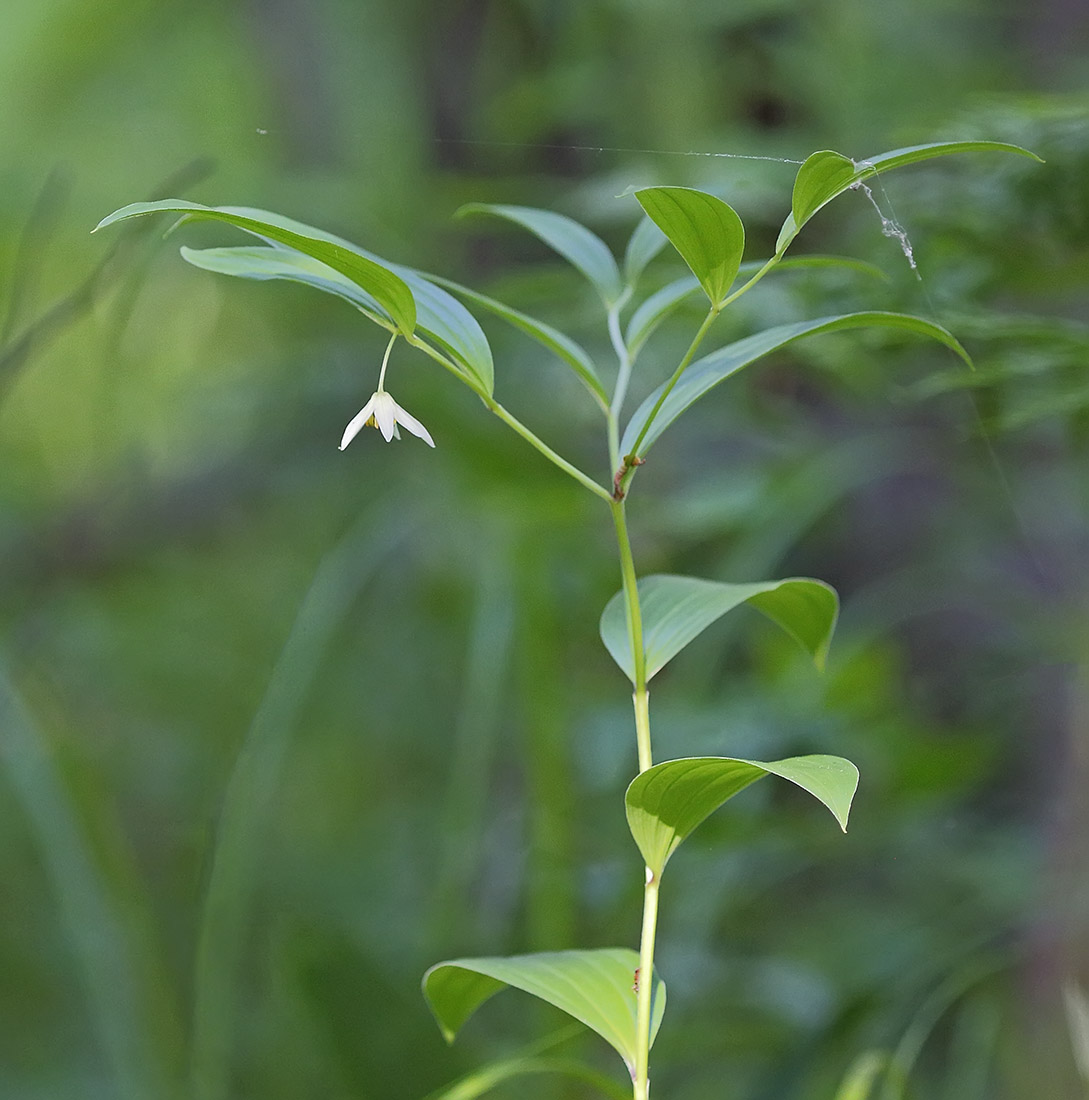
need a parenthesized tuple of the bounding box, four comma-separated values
(408, 336, 614, 503)
(610, 501, 650, 772)
(619, 304, 719, 494)
(607, 302, 633, 473)
(486, 396, 614, 503)
(633, 875, 660, 1100)
(610, 499, 658, 1100)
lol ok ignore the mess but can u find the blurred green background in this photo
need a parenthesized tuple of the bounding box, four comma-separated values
(2, 2, 1088, 1098)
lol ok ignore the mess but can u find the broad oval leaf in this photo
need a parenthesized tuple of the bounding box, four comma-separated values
(458, 203, 623, 306)
(94, 200, 418, 336)
(623, 216, 668, 288)
(776, 140, 1042, 253)
(181, 245, 495, 394)
(620, 311, 972, 457)
(791, 150, 859, 231)
(423, 949, 666, 1076)
(422, 271, 607, 408)
(627, 755, 860, 877)
(600, 574, 838, 684)
(635, 187, 745, 307)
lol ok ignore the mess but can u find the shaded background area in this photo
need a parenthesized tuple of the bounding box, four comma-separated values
(2, 2, 1088, 1098)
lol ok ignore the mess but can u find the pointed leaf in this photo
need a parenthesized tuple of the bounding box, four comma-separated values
(791, 150, 859, 230)
(600, 574, 838, 683)
(423, 949, 666, 1076)
(422, 271, 607, 407)
(635, 187, 745, 307)
(620, 311, 972, 457)
(776, 140, 1042, 253)
(627, 755, 859, 876)
(94, 200, 417, 336)
(458, 203, 623, 306)
(623, 216, 668, 287)
(182, 245, 495, 394)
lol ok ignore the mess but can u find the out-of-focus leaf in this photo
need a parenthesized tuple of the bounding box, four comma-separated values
(635, 187, 745, 306)
(776, 141, 1042, 252)
(181, 246, 495, 394)
(424, 1055, 628, 1100)
(94, 200, 418, 336)
(620, 312, 972, 456)
(423, 949, 665, 1076)
(626, 755, 859, 876)
(623, 216, 668, 288)
(1064, 982, 1089, 1084)
(422, 271, 607, 407)
(599, 573, 838, 683)
(457, 203, 623, 306)
(833, 1052, 889, 1100)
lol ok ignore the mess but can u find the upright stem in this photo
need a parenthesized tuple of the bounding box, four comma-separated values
(611, 498, 657, 1099)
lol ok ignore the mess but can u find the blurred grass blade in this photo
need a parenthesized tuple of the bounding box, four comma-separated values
(626, 755, 859, 877)
(94, 200, 418, 336)
(424, 1055, 629, 1100)
(0, 655, 170, 1100)
(635, 187, 745, 307)
(1063, 982, 1089, 1084)
(457, 203, 623, 306)
(423, 949, 666, 1075)
(834, 1052, 889, 1100)
(422, 271, 606, 406)
(600, 574, 839, 683)
(623, 215, 668, 287)
(191, 509, 414, 1100)
(777, 140, 1042, 252)
(181, 246, 494, 394)
(620, 311, 972, 457)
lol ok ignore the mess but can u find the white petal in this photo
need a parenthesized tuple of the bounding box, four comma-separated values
(339, 393, 378, 450)
(372, 392, 398, 442)
(391, 399, 435, 447)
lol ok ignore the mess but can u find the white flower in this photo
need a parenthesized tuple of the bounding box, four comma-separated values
(339, 389, 435, 450)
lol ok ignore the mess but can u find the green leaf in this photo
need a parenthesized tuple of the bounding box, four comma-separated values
(600, 574, 838, 683)
(832, 1052, 889, 1100)
(791, 150, 859, 230)
(182, 245, 495, 394)
(458, 203, 623, 306)
(635, 187, 745, 307)
(776, 140, 1042, 253)
(423, 949, 666, 1076)
(620, 311, 972, 457)
(422, 271, 607, 407)
(623, 216, 668, 287)
(94, 200, 418, 337)
(626, 755, 860, 877)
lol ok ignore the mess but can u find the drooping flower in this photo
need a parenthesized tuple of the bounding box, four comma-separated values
(339, 332, 435, 451)
(339, 389, 435, 449)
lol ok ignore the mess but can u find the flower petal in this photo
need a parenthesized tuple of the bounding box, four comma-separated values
(339, 394, 378, 450)
(372, 392, 398, 442)
(391, 399, 435, 447)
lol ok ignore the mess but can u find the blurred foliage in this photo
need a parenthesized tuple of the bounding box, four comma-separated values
(1, 1, 1088, 1099)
